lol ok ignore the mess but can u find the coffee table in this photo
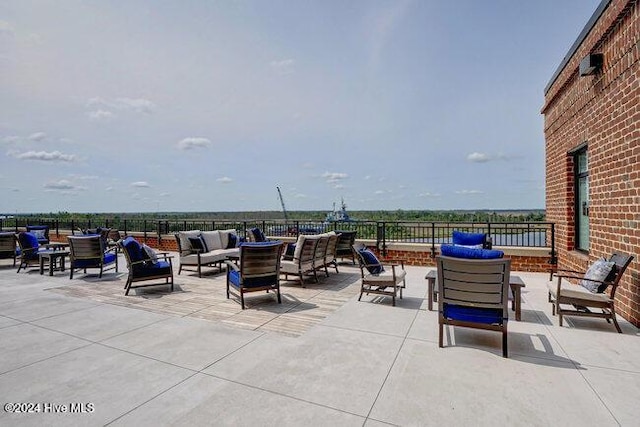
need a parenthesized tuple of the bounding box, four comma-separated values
(424, 269, 526, 321)
(39, 250, 70, 276)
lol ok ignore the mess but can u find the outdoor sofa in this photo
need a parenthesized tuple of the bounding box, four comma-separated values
(175, 229, 240, 277)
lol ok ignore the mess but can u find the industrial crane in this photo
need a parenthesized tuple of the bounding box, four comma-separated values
(276, 186, 289, 223)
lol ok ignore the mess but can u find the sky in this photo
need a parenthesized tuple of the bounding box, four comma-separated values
(1, 0, 603, 213)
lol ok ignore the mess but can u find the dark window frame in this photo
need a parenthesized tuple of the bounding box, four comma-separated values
(571, 144, 589, 253)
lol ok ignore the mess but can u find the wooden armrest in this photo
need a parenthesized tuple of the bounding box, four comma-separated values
(225, 260, 240, 272)
(555, 273, 607, 284)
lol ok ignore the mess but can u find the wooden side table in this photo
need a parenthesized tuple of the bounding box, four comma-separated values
(39, 250, 70, 276)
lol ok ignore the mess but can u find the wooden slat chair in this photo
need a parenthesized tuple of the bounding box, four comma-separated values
(323, 232, 340, 275)
(26, 225, 50, 245)
(16, 232, 44, 273)
(0, 232, 19, 267)
(280, 235, 320, 286)
(437, 255, 511, 358)
(67, 235, 118, 279)
(335, 230, 357, 264)
(548, 252, 634, 333)
(353, 244, 407, 306)
(226, 241, 284, 309)
(120, 236, 174, 296)
(312, 234, 330, 279)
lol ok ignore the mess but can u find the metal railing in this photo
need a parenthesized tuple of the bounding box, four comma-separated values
(0, 217, 556, 261)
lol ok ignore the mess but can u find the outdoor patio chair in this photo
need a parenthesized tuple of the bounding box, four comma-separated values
(353, 243, 406, 306)
(0, 232, 19, 267)
(280, 234, 320, 286)
(312, 234, 330, 278)
(120, 236, 174, 295)
(335, 230, 357, 264)
(67, 235, 118, 279)
(26, 225, 50, 245)
(548, 252, 634, 333)
(16, 232, 44, 273)
(437, 255, 511, 358)
(226, 241, 284, 309)
(323, 232, 340, 275)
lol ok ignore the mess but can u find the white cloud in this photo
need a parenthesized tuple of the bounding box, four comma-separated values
(216, 177, 233, 184)
(130, 181, 151, 188)
(105, 187, 114, 191)
(419, 192, 440, 197)
(87, 110, 115, 121)
(159, 192, 171, 197)
(332, 184, 345, 189)
(178, 137, 211, 150)
(374, 190, 386, 195)
(294, 193, 307, 198)
(43, 179, 86, 191)
(322, 171, 348, 183)
(270, 58, 295, 75)
(364, 175, 371, 180)
(12, 150, 76, 162)
(116, 97, 156, 114)
(86, 97, 156, 115)
(28, 132, 46, 141)
(467, 152, 491, 163)
(455, 189, 484, 195)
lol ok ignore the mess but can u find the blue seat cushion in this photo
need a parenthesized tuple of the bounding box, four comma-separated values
(121, 237, 145, 263)
(357, 248, 384, 274)
(441, 244, 503, 259)
(443, 304, 504, 324)
(73, 252, 117, 268)
(229, 269, 278, 288)
(452, 231, 487, 247)
(132, 260, 171, 277)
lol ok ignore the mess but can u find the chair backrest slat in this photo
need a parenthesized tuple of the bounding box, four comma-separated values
(68, 236, 104, 260)
(437, 256, 510, 314)
(241, 243, 283, 279)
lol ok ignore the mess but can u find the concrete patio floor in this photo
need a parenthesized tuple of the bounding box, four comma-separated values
(0, 255, 638, 426)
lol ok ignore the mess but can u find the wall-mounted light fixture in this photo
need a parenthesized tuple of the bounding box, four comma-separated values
(579, 53, 603, 76)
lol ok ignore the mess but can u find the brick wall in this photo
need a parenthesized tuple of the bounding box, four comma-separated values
(543, 0, 640, 326)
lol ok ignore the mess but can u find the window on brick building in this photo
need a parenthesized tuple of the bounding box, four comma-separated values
(574, 147, 589, 252)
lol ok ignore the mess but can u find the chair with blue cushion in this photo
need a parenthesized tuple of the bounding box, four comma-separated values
(0, 232, 20, 267)
(452, 230, 492, 249)
(26, 225, 50, 245)
(67, 235, 118, 279)
(119, 236, 174, 295)
(225, 241, 284, 309)
(353, 243, 406, 306)
(16, 232, 44, 273)
(436, 255, 511, 358)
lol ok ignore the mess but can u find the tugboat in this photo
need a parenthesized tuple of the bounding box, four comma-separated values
(325, 198, 353, 222)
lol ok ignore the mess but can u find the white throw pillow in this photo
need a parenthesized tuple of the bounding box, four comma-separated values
(141, 244, 158, 264)
(580, 258, 615, 293)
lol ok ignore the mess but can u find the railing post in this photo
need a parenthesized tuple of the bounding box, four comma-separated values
(55, 219, 59, 238)
(123, 219, 128, 236)
(157, 220, 161, 245)
(143, 220, 147, 241)
(430, 222, 436, 258)
(550, 223, 557, 266)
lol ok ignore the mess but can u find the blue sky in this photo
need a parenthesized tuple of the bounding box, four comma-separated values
(1, 0, 601, 213)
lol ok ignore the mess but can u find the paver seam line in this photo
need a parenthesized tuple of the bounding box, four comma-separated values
(200, 370, 368, 421)
(363, 306, 421, 423)
(530, 291, 624, 426)
(103, 371, 201, 426)
(0, 341, 95, 377)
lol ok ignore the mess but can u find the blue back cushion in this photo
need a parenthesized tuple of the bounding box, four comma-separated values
(357, 248, 384, 274)
(250, 227, 266, 242)
(441, 244, 504, 259)
(19, 232, 39, 250)
(122, 236, 144, 263)
(227, 234, 237, 248)
(452, 231, 486, 247)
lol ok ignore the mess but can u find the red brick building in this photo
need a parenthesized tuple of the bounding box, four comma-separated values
(542, 0, 639, 326)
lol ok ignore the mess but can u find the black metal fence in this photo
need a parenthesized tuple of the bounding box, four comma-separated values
(0, 217, 555, 259)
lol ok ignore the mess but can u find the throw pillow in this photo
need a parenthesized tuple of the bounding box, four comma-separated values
(580, 258, 615, 293)
(226, 233, 238, 249)
(188, 236, 208, 253)
(32, 229, 46, 240)
(358, 248, 384, 274)
(141, 244, 159, 264)
(452, 231, 486, 247)
(440, 244, 504, 259)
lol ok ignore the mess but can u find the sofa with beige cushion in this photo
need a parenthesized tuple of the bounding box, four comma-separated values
(175, 229, 240, 277)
